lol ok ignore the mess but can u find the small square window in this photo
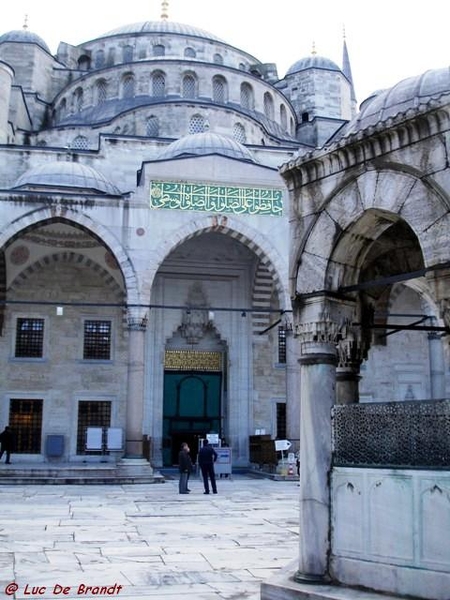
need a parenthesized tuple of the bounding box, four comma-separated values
(278, 327, 287, 364)
(83, 320, 111, 360)
(15, 318, 44, 358)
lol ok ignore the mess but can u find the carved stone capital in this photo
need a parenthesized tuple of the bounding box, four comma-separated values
(336, 322, 367, 369)
(127, 310, 148, 331)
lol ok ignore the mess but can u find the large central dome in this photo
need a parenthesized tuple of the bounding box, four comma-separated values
(98, 20, 224, 43)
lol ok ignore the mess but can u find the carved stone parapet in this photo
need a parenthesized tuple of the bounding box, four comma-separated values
(295, 318, 342, 345)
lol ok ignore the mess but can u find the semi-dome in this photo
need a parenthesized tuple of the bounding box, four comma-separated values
(157, 132, 255, 162)
(12, 161, 121, 195)
(341, 66, 450, 136)
(0, 29, 50, 53)
(286, 55, 341, 76)
(98, 20, 223, 43)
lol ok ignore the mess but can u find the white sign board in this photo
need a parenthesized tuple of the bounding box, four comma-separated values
(86, 427, 103, 450)
(275, 439, 292, 452)
(207, 433, 219, 445)
(107, 428, 123, 450)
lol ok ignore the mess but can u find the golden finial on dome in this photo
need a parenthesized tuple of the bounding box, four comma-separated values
(311, 41, 317, 55)
(23, 14, 29, 30)
(161, 0, 169, 21)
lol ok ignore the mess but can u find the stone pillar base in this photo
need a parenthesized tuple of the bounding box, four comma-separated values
(116, 457, 153, 477)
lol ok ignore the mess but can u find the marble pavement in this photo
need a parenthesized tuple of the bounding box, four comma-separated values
(0, 474, 300, 600)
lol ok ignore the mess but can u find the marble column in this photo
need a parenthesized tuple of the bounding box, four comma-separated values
(286, 330, 301, 445)
(125, 312, 148, 458)
(295, 336, 338, 582)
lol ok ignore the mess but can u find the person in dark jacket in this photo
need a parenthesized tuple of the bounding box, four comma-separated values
(178, 442, 193, 494)
(0, 426, 13, 464)
(198, 439, 218, 494)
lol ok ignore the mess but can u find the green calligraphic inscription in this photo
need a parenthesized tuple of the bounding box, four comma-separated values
(150, 181, 283, 216)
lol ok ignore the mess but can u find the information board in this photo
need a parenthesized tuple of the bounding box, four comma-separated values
(86, 427, 103, 450)
(215, 447, 232, 475)
(107, 428, 123, 450)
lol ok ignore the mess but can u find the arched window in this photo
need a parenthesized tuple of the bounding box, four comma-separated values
(71, 135, 89, 150)
(280, 104, 287, 131)
(182, 74, 197, 99)
(152, 72, 165, 97)
(239, 63, 246, 71)
(106, 48, 116, 67)
(121, 74, 135, 99)
(233, 123, 246, 143)
(122, 45, 133, 62)
(212, 75, 227, 103)
(95, 79, 108, 105)
(74, 87, 84, 112)
(213, 53, 223, 65)
(184, 47, 196, 58)
(77, 55, 91, 71)
(153, 44, 165, 57)
(146, 116, 159, 137)
(240, 82, 254, 110)
(58, 98, 67, 121)
(263, 92, 274, 120)
(189, 114, 206, 134)
(94, 50, 105, 69)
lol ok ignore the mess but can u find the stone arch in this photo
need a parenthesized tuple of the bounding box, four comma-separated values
(140, 215, 290, 311)
(0, 207, 140, 308)
(295, 168, 450, 294)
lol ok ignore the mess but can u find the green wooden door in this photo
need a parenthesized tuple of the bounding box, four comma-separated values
(163, 372, 222, 465)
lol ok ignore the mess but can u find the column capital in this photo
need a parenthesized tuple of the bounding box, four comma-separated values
(126, 308, 148, 331)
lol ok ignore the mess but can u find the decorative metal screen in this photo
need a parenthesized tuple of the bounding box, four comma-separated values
(76, 401, 111, 454)
(332, 400, 450, 468)
(15, 318, 44, 358)
(83, 320, 111, 360)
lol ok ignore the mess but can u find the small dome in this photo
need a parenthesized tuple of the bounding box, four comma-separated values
(98, 20, 223, 43)
(12, 161, 121, 195)
(157, 132, 255, 162)
(286, 55, 341, 76)
(0, 29, 50, 53)
(341, 66, 450, 136)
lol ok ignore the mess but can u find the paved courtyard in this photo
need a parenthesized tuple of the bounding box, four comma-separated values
(0, 474, 300, 599)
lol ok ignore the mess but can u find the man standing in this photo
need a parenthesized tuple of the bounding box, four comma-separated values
(198, 439, 218, 494)
(178, 442, 193, 494)
(0, 426, 13, 464)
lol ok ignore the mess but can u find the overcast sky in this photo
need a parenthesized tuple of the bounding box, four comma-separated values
(2, 0, 449, 105)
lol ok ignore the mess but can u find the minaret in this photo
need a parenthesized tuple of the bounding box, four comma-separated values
(342, 25, 357, 114)
(161, 0, 169, 20)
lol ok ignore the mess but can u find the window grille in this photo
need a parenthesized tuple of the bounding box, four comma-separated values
(83, 320, 111, 360)
(96, 80, 108, 105)
(71, 135, 89, 150)
(76, 401, 111, 454)
(15, 318, 44, 358)
(264, 92, 274, 119)
(278, 327, 287, 364)
(9, 399, 43, 454)
(213, 76, 226, 103)
(184, 47, 196, 58)
(182, 75, 196, 99)
(94, 50, 105, 69)
(189, 114, 206, 134)
(233, 123, 246, 143)
(122, 45, 133, 62)
(122, 75, 135, 98)
(153, 44, 165, 57)
(146, 116, 159, 137)
(152, 73, 165, 97)
(213, 53, 223, 65)
(276, 403, 287, 439)
(240, 83, 254, 109)
(280, 104, 287, 131)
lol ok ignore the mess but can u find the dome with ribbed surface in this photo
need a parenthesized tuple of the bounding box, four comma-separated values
(286, 55, 341, 76)
(0, 29, 50, 53)
(341, 66, 450, 136)
(98, 20, 223, 42)
(12, 161, 121, 195)
(157, 132, 255, 162)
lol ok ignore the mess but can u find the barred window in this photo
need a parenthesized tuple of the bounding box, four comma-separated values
(71, 135, 89, 150)
(240, 82, 254, 110)
(213, 53, 223, 65)
(278, 326, 286, 364)
(153, 44, 165, 57)
(152, 73, 165, 97)
(96, 79, 108, 105)
(121, 74, 135, 99)
(212, 76, 227, 103)
(264, 92, 274, 119)
(189, 114, 206, 134)
(276, 402, 287, 439)
(9, 399, 43, 454)
(83, 320, 111, 360)
(233, 122, 246, 143)
(182, 75, 197, 99)
(184, 47, 196, 58)
(76, 400, 111, 455)
(280, 104, 287, 131)
(94, 50, 105, 69)
(146, 115, 159, 136)
(74, 88, 84, 112)
(15, 318, 44, 358)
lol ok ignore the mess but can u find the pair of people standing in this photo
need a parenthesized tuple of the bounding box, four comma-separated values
(178, 439, 218, 495)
